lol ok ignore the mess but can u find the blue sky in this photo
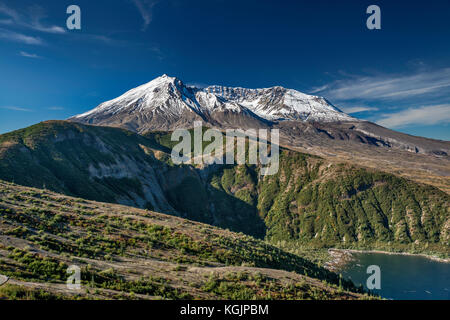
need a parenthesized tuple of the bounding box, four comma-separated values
(0, 0, 449, 140)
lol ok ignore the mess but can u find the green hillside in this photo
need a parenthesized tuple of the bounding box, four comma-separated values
(212, 152, 449, 258)
(0, 180, 367, 300)
(0, 121, 164, 203)
(0, 121, 448, 258)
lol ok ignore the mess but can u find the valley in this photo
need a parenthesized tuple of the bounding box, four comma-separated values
(0, 121, 448, 260)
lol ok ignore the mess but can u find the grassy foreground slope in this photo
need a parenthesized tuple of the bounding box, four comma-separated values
(0, 121, 448, 258)
(0, 180, 369, 300)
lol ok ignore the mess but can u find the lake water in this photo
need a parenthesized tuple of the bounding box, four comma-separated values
(340, 252, 450, 300)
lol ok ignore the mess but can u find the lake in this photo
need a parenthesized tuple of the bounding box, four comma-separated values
(340, 252, 450, 300)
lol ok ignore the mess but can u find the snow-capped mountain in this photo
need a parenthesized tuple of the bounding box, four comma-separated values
(70, 74, 354, 132)
(69, 74, 450, 159)
(68, 74, 450, 185)
(204, 85, 351, 122)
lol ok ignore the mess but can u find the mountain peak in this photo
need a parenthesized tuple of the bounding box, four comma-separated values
(138, 74, 180, 89)
(70, 75, 355, 131)
(156, 73, 177, 81)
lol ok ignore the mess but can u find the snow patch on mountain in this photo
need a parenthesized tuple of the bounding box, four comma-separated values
(72, 74, 355, 124)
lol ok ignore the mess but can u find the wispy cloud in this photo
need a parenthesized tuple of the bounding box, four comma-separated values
(19, 51, 42, 59)
(312, 69, 450, 103)
(0, 3, 20, 22)
(310, 84, 329, 94)
(0, 3, 65, 34)
(0, 3, 148, 48)
(376, 104, 450, 128)
(340, 106, 379, 114)
(85, 34, 118, 45)
(0, 3, 64, 46)
(0, 18, 13, 25)
(132, 0, 159, 31)
(0, 28, 42, 45)
(26, 5, 65, 34)
(1, 106, 33, 112)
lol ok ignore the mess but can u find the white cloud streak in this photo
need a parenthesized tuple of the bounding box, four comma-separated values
(0, 3, 65, 34)
(1, 106, 33, 112)
(340, 106, 379, 114)
(0, 29, 42, 45)
(376, 104, 450, 128)
(19, 51, 42, 58)
(0, 18, 13, 25)
(310, 84, 329, 94)
(312, 69, 450, 102)
(132, 0, 158, 31)
(26, 5, 65, 34)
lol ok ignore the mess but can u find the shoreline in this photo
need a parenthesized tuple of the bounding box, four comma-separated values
(339, 249, 450, 263)
(324, 248, 450, 272)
